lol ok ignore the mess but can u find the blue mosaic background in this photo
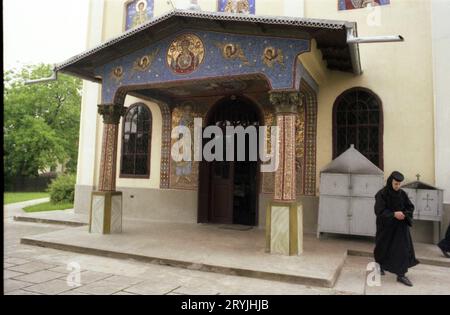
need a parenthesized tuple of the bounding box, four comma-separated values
(96, 30, 309, 103)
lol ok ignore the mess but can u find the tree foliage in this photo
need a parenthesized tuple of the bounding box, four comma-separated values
(4, 64, 82, 180)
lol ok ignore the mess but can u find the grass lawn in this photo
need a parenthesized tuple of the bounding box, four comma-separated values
(4, 192, 50, 204)
(23, 201, 73, 213)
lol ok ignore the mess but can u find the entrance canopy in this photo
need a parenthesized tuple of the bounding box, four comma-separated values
(54, 9, 362, 104)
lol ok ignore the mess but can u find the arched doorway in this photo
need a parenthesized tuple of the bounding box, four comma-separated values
(197, 95, 263, 226)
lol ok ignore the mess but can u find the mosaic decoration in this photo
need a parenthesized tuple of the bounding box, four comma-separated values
(301, 81, 318, 196)
(282, 114, 296, 200)
(97, 104, 126, 192)
(110, 66, 124, 84)
(167, 34, 205, 75)
(158, 102, 172, 189)
(130, 49, 160, 78)
(261, 86, 316, 197)
(98, 123, 119, 191)
(96, 30, 309, 104)
(262, 47, 285, 69)
(273, 115, 285, 200)
(295, 100, 305, 195)
(218, 0, 255, 14)
(338, 0, 390, 10)
(125, 0, 154, 30)
(169, 100, 208, 190)
(262, 106, 276, 194)
(269, 91, 301, 201)
(215, 42, 251, 66)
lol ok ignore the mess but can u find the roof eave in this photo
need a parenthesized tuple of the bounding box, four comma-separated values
(55, 9, 362, 81)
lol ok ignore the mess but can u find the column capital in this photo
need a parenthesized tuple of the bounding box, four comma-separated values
(97, 103, 127, 124)
(269, 90, 303, 114)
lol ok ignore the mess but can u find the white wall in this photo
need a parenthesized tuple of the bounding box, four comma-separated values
(431, 0, 450, 203)
(76, 0, 104, 187)
(284, 0, 304, 17)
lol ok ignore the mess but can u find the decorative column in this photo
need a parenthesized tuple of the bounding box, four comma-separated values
(265, 91, 303, 256)
(89, 104, 126, 234)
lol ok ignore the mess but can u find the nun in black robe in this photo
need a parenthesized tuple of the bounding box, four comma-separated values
(437, 224, 450, 258)
(373, 171, 419, 285)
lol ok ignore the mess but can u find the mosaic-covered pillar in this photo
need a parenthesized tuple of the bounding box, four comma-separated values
(265, 91, 303, 256)
(89, 104, 126, 234)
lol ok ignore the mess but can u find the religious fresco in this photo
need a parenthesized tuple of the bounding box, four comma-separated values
(110, 66, 124, 84)
(167, 34, 205, 75)
(262, 47, 285, 69)
(169, 100, 209, 190)
(97, 30, 309, 104)
(218, 0, 255, 14)
(130, 49, 159, 78)
(125, 0, 154, 30)
(338, 0, 390, 10)
(215, 42, 251, 66)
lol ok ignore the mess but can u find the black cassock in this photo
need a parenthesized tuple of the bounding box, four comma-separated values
(438, 224, 450, 252)
(373, 186, 420, 276)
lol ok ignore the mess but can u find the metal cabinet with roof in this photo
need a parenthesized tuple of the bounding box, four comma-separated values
(402, 180, 443, 221)
(317, 145, 384, 238)
(402, 179, 443, 243)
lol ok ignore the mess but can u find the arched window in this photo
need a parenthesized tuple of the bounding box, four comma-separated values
(120, 103, 152, 177)
(333, 88, 383, 169)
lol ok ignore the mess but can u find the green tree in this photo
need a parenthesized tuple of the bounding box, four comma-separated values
(4, 64, 82, 181)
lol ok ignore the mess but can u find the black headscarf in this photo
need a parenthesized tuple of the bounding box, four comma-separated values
(385, 171, 405, 210)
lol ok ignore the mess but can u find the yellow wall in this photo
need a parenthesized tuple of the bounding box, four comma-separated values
(302, 0, 435, 187)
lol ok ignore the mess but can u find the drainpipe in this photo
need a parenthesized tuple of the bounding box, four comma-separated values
(345, 23, 363, 75)
(24, 65, 58, 85)
(344, 22, 404, 75)
(346, 29, 404, 44)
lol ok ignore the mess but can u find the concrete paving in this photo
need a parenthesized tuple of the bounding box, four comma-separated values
(20, 220, 349, 288)
(4, 198, 49, 219)
(4, 199, 450, 295)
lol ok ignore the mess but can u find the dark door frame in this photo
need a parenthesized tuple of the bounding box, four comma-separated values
(197, 94, 264, 225)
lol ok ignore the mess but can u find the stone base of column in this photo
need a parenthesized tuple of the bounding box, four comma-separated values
(265, 201, 303, 256)
(89, 191, 122, 234)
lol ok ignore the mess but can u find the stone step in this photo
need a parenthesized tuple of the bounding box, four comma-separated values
(14, 216, 87, 227)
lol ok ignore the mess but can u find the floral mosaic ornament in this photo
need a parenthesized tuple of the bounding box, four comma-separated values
(215, 42, 251, 66)
(167, 34, 205, 75)
(262, 47, 285, 69)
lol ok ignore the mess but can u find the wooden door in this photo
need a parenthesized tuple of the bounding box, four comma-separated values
(209, 161, 234, 224)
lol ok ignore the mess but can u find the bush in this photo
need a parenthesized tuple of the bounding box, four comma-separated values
(47, 173, 76, 203)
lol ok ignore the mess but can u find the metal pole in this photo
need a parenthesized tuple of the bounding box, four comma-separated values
(24, 66, 58, 85)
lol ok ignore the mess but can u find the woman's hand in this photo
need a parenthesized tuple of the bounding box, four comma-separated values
(394, 211, 405, 220)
